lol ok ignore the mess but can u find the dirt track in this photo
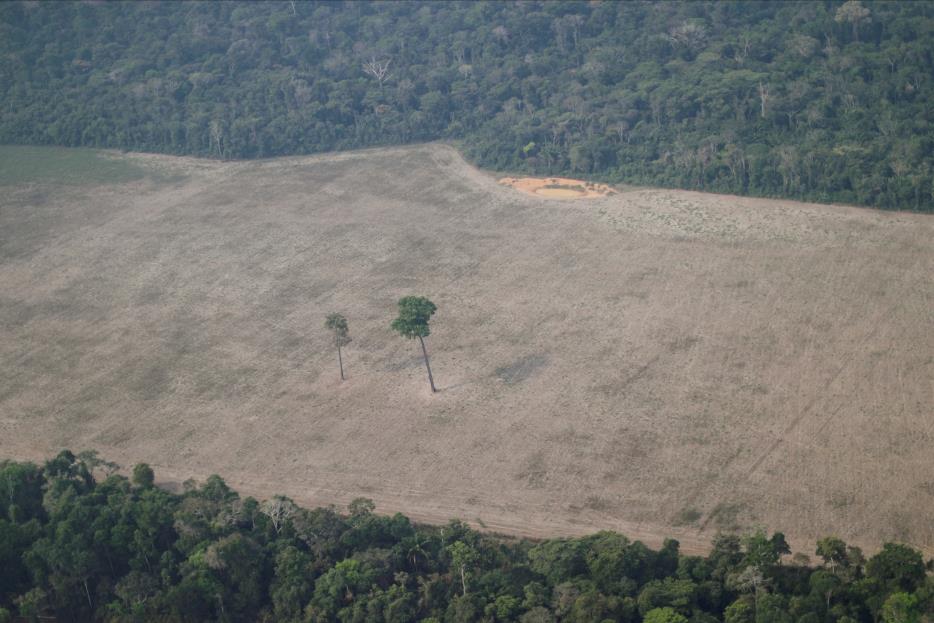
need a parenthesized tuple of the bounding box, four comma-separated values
(1, 144, 932, 556)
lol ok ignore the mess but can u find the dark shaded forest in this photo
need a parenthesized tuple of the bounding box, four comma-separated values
(0, 452, 931, 623)
(1, 1, 933, 210)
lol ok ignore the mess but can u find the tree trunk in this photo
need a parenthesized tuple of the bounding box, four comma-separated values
(460, 565, 467, 596)
(216, 593, 227, 622)
(418, 335, 436, 393)
(337, 343, 344, 381)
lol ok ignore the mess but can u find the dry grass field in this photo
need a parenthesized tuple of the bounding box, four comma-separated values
(1, 144, 932, 556)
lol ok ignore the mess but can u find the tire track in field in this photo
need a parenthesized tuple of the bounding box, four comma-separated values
(728, 246, 927, 483)
(147, 461, 717, 554)
(697, 318, 880, 533)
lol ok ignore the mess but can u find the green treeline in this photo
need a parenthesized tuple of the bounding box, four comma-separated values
(1, 452, 931, 623)
(1, 1, 934, 211)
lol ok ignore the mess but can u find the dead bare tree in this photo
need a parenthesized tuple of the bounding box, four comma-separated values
(835, 0, 871, 42)
(729, 566, 768, 614)
(613, 120, 631, 144)
(362, 56, 391, 88)
(788, 34, 819, 58)
(668, 21, 708, 56)
(724, 144, 747, 183)
(757, 81, 770, 118)
(209, 119, 224, 157)
(260, 496, 298, 534)
(735, 33, 751, 63)
(492, 25, 509, 44)
(566, 14, 584, 51)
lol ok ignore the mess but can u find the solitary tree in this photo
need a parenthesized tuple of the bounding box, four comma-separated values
(324, 313, 350, 381)
(390, 296, 438, 392)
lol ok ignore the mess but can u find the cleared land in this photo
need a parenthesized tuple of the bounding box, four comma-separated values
(499, 176, 617, 199)
(1, 144, 932, 556)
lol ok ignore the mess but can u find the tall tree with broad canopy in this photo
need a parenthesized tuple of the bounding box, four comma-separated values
(390, 296, 438, 393)
(324, 313, 350, 381)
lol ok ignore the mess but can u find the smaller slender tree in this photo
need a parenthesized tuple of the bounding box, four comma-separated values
(324, 313, 350, 381)
(447, 541, 478, 596)
(390, 296, 438, 392)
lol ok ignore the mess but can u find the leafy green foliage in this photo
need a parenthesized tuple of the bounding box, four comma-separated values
(1, 2, 932, 210)
(391, 296, 439, 391)
(390, 296, 437, 340)
(325, 313, 350, 346)
(131, 463, 154, 489)
(644, 606, 690, 623)
(325, 312, 351, 380)
(447, 541, 479, 596)
(881, 592, 921, 623)
(866, 544, 927, 593)
(0, 452, 931, 622)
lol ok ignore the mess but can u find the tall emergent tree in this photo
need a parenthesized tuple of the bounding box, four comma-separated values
(390, 296, 438, 393)
(447, 541, 478, 596)
(324, 313, 350, 381)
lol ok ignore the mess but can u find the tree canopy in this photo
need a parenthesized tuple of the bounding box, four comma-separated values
(391, 296, 439, 392)
(1, 1, 933, 211)
(1, 452, 932, 622)
(325, 312, 351, 380)
(390, 297, 437, 340)
(325, 313, 350, 343)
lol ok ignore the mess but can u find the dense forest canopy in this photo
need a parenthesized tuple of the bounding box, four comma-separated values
(1, 1, 934, 211)
(1, 452, 932, 622)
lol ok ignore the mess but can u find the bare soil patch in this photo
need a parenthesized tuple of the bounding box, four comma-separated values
(500, 176, 616, 198)
(1, 144, 932, 556)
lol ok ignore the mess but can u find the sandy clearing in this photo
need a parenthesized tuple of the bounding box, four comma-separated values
(499, 176, 617, 198)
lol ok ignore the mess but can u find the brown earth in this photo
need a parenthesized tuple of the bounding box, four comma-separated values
(1, 144, 932, 557)
(499, 176, 617, 199)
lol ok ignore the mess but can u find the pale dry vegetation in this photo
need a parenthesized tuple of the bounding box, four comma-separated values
(1, 144, 931, 555)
